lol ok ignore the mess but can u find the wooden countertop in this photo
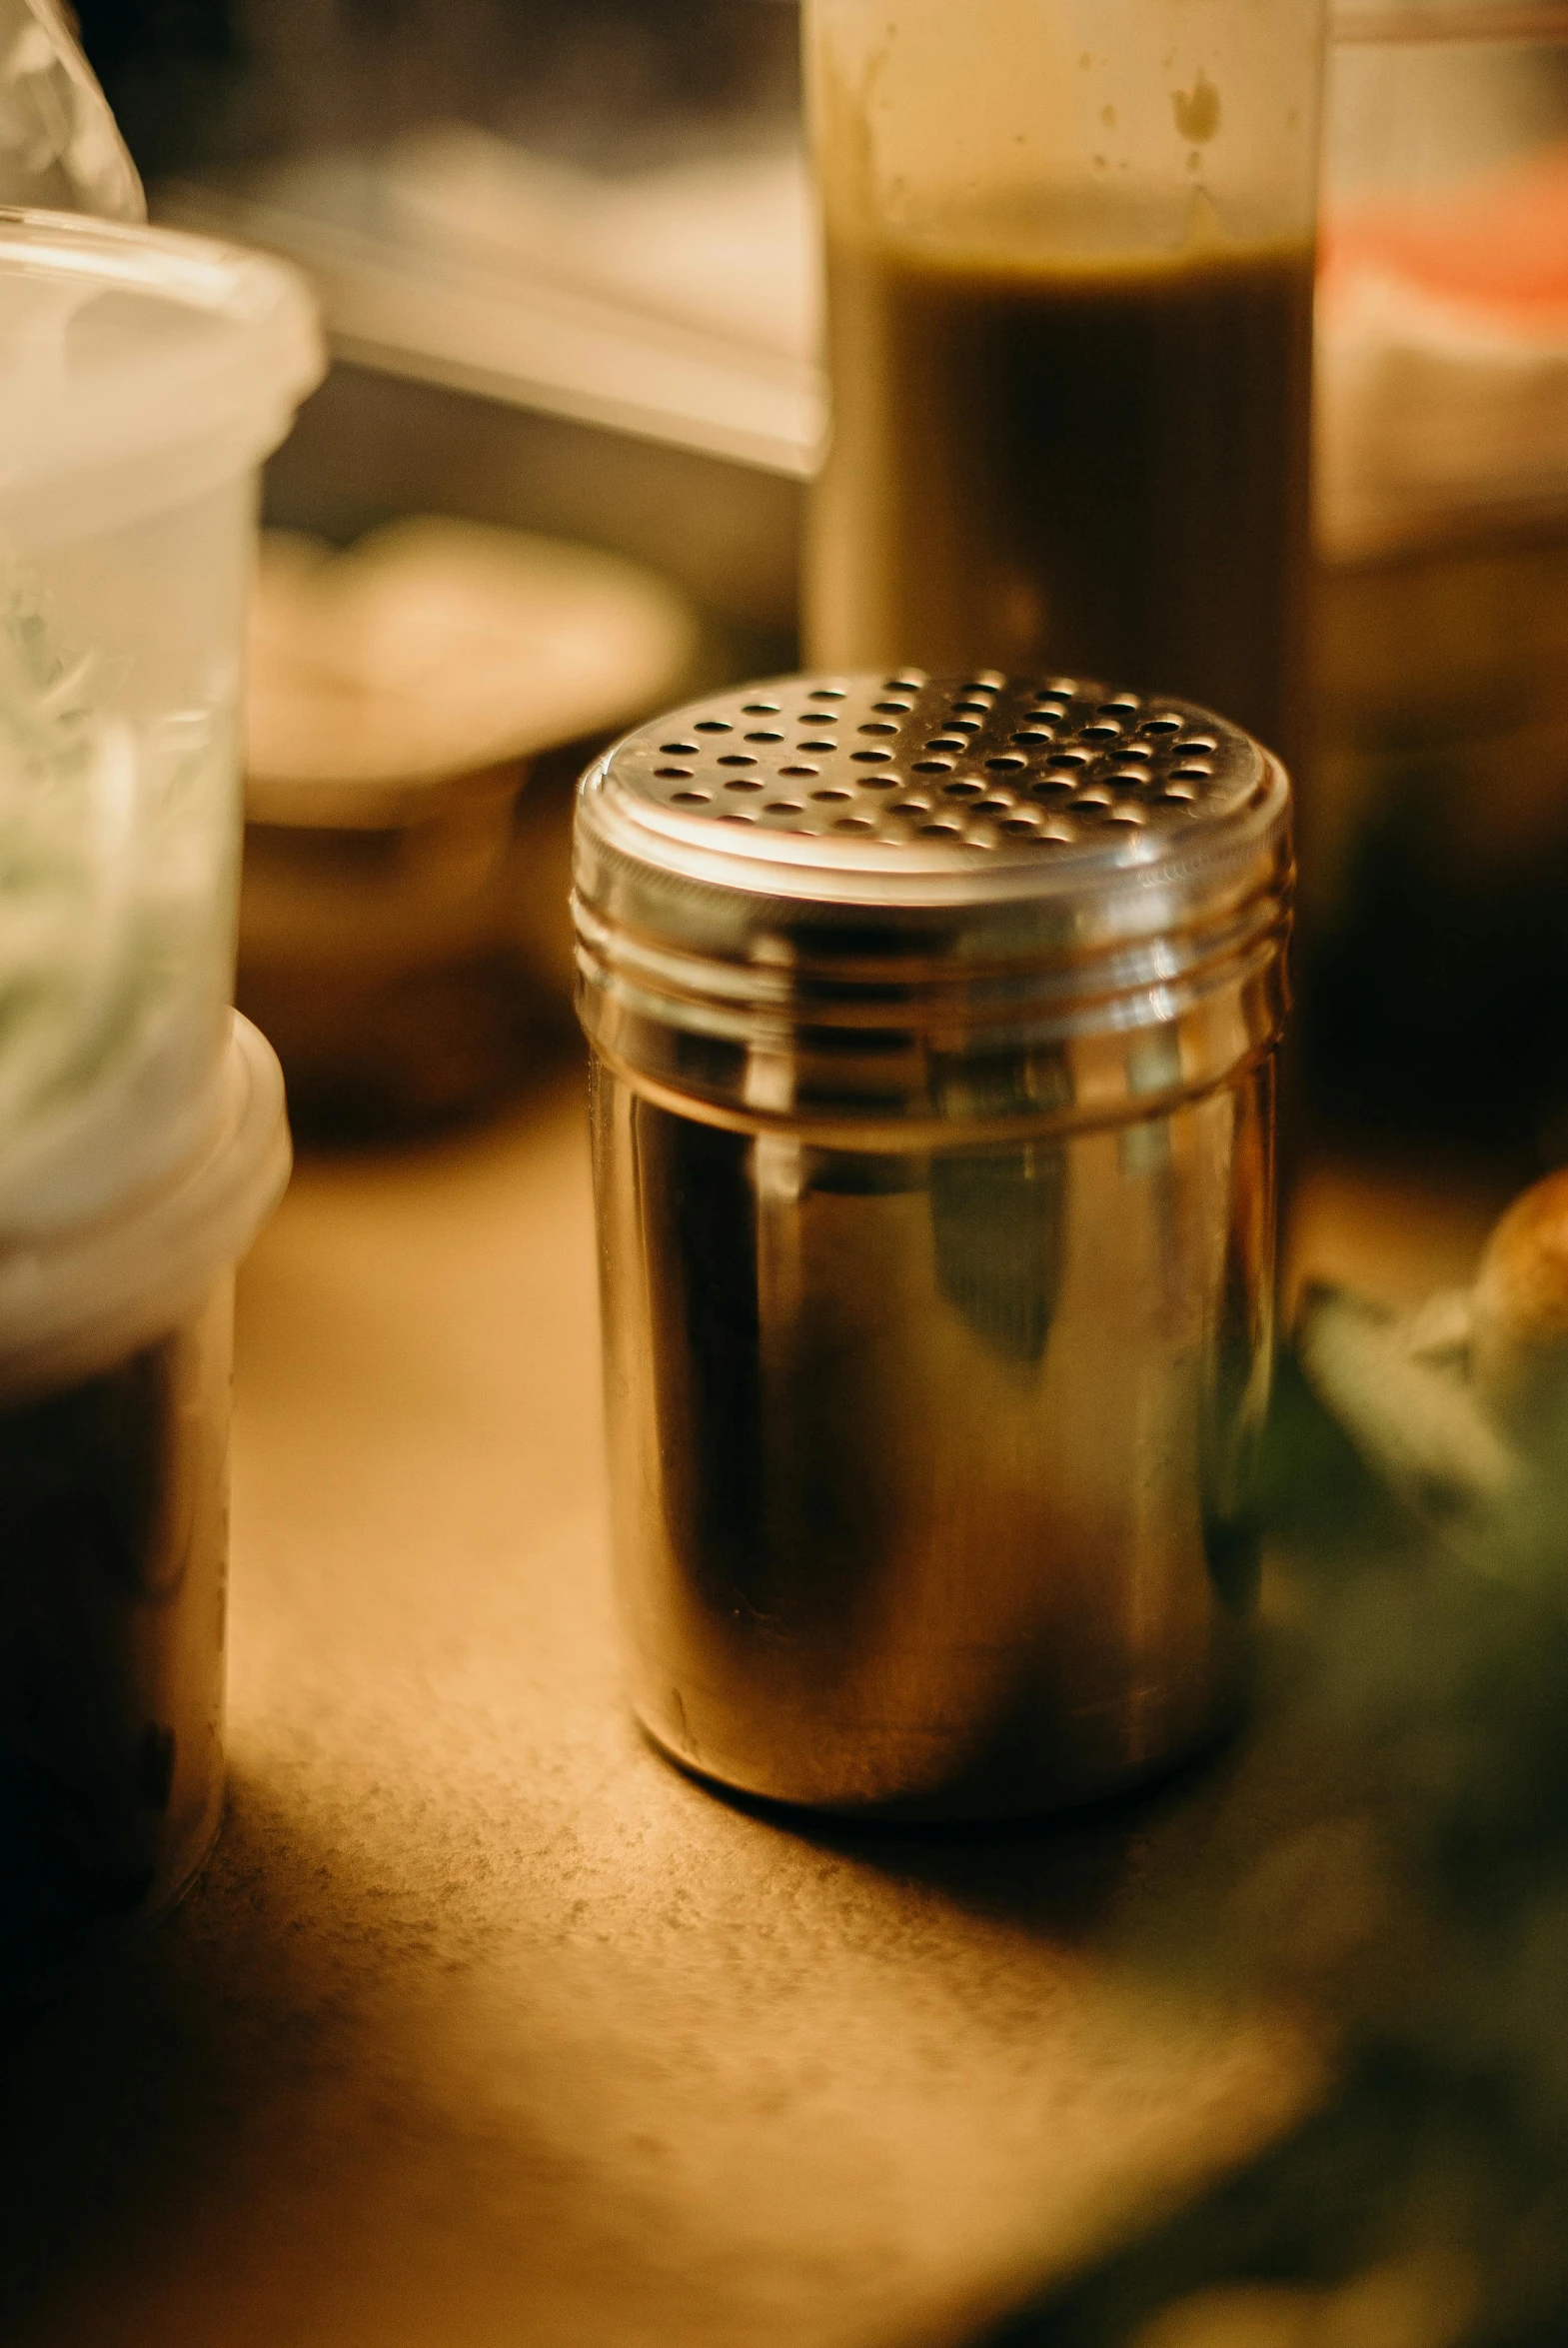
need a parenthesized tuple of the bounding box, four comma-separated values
(1, 1060, 1322, 2348)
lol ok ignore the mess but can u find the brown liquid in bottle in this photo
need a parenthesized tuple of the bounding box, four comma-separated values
(808, 225, 1315, 770)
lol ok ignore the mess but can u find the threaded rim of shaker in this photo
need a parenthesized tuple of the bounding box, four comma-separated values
(572, 671, 1292, 1133)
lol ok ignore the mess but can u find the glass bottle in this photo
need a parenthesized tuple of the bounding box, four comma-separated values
(803, 0, 1326, 775)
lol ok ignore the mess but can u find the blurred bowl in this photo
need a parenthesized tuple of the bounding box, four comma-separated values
(237, 516, 700, 1133)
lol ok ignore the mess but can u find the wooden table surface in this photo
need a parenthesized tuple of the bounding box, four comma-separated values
(1, 1056, 1355, 2348)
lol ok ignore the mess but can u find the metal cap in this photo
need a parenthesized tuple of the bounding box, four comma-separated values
(574, 671, 1292, 1141)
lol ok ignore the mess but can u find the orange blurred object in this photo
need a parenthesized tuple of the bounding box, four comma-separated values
(1323, 142, 1568, 327)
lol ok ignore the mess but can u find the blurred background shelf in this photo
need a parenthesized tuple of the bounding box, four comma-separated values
(159, 132, 817, 638)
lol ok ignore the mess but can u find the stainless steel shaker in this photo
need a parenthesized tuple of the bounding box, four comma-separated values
(574, 671, 1291, 1818)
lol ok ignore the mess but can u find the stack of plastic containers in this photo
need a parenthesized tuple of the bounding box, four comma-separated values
(0, 209, 322, 1997)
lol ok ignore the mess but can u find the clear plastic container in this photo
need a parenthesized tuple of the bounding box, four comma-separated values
(0, 210, 321, 1232)
(0, 1014, 289, 2004)
(803, 0, 1325, 775)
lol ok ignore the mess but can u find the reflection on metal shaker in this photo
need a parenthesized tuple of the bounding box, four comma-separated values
(575, 671, 1292, 1817)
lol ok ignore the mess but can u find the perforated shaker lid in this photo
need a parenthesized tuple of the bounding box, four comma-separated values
(573, 669, 1293, 1137)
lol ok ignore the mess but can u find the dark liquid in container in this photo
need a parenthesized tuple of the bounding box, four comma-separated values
(0, 1287, 230, 2003)
(1306, 518, 1568, 1161)
(808, 226, 1316, 769)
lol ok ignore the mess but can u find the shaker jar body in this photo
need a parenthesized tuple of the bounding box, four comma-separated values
(0, 1276, 233, 1999)
(591, 1056, 1275, 1818)
(804, 0, 1324, 771)
(575, 669, 1291, 1820)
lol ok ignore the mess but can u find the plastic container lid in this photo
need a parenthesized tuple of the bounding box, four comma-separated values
(0, 207, 324, 543)
(0, 1013, 291, 1405)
